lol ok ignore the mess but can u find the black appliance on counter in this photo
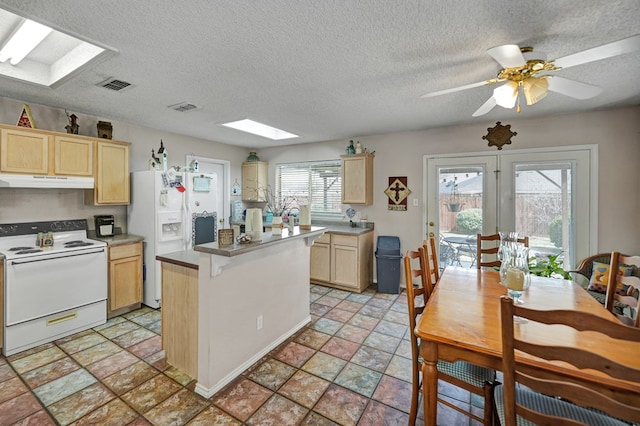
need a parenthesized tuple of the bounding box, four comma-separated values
(94, 215, 115, 237)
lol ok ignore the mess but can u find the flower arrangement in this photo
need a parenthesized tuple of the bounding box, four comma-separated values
(262, 185, 297, 217)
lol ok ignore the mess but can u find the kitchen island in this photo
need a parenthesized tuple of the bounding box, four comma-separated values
(157, 226, 326, 398)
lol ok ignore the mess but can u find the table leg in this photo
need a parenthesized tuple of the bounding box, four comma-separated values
(421, 341, 438, 426)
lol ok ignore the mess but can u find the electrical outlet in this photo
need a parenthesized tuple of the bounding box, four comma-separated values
(413, 198, 419, 206)
(256, 315, 263, 330)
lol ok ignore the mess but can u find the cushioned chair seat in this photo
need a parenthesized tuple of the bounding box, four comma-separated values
(437, 360, 495, 388)
(495, 386, 631, 426)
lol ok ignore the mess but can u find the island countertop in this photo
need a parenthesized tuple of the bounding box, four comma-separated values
(194, 226, 326, 257)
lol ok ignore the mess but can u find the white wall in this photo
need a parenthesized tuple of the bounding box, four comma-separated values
(261, 107, 640, 276)
(1, 95, 638, 274)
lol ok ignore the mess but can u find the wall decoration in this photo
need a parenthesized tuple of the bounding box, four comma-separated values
(385, 176, 411, 211)
(17, 104, 35, 128)
(483, 121, 517, 150)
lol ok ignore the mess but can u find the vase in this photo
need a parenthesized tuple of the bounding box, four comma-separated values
(246, 151, 260, 162)
(271, 216, 283, 235)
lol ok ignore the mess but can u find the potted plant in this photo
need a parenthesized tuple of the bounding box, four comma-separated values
(446, 179, 463, 212)
(529, 254, 571, 279)
(262, 185, 297, 235)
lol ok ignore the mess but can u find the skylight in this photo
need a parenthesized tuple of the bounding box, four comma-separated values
(0, 8, 114, 87)
(221, 119, 298, 140)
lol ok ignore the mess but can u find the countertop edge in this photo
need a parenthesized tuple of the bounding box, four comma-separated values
(194, 226, 327, 257)
(156, 250, 200, 270)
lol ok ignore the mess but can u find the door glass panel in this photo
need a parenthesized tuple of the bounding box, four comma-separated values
(513, 162, 573, 269)
(426, 156, 496, 272)
(438, 166, 485, 268)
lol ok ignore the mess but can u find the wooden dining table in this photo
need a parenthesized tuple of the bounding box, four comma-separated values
(415, 266, 640, 426)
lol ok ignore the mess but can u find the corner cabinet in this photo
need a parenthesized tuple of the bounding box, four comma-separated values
(108, 242, 143, 317)
(341, 153, 374, 205)
(242, 161, 268, 201)
(310, 230, 373, 292)
(85, 140, 130, 205)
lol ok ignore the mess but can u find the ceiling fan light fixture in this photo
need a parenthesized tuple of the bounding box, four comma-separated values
(493, 82, 518, 108)
(523, 77, 549, 105)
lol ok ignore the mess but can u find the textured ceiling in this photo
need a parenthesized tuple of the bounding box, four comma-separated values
(0, 0, 639, 148)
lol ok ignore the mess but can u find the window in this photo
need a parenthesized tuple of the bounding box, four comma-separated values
(276, 160, 342, 219)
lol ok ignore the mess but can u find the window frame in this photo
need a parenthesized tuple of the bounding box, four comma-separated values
(275, 159, 343, 220)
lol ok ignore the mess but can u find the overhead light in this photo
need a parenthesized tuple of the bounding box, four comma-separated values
(221, 119, 298, 140)
(493, 82, 518, 108)
(0, 8, 113, 87)
(0, 19, 52, 65)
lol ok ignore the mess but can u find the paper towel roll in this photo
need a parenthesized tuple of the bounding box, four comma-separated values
(299, 205, 311, 230)
(249, 208, 263, 241)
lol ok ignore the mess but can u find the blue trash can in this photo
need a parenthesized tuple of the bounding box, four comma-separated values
(376, 236, 402, 294)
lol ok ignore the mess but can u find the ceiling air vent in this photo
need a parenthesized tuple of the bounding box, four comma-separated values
(98, 78, 133, 92)
(169, 102, 199, 112)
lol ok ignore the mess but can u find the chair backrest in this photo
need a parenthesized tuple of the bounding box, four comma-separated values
(423, 237, 440, 289)
(499, 296, 640, 426)
(403, 250, 428, 340)
(606, 251, 640, 327)
(476, 233, 528, 269)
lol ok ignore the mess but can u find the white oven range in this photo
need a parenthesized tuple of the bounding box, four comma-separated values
(0, 219, 107, 356)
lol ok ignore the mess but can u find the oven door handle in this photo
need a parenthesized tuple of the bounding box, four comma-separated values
(9, 248, 106, 265)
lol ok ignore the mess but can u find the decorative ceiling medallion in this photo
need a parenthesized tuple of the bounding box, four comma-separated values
(483, 121, 517, 150)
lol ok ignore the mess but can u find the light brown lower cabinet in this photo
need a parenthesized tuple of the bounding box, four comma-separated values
(310, 231, 373, 292)
(108, 242, 143, 317)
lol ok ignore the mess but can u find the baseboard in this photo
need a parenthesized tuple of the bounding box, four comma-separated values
(194, 316, 311, 398)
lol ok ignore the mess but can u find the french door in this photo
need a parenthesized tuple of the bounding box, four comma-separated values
(424, 146, 596, 270)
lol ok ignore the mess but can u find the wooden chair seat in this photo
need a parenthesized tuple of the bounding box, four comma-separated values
(495, 386, 631, 426)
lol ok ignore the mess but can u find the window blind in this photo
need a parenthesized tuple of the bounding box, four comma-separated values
(276, 160, 342, 219)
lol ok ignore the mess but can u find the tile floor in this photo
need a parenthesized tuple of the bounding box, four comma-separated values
(0, 284, 483, 425)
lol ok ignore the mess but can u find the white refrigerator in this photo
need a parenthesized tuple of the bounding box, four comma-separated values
(128, 170, 218, 308)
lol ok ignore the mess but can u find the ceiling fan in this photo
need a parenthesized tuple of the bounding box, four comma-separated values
(421, 34, 640, 117)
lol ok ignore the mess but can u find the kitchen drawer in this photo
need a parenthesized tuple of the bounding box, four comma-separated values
(109, 242, 142, 260)
(316, 233, 331, 244)
(331, 234, 357, 247)
(4, 301, 106, 356)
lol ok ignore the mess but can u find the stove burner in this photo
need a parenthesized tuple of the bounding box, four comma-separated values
(65, 240, 85, 244)
(9, 246, 36, 251)
(16, 249, 43, 254)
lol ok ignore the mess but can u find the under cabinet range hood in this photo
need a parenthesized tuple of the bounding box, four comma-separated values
(0, 174, 94, 189)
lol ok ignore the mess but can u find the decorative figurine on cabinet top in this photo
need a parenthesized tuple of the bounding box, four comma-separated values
(17, 104, 35, 128)
(157, 140, 168, 172)
(65, 111, 79, 134)
(97, 121, 113, 139)
(246, 151, 260, 162)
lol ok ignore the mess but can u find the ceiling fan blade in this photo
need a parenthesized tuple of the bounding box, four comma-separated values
(421, 80, 493, 98)
(472, 96, 497, 117)
(487, 44, 526, 68)
(553, 34, 640, 69)
(547, 76, 602, 99)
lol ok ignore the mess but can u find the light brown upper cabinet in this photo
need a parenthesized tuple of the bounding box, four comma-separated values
(242, 161, 268, 201)
(54, 135, 93, 176)
(86, 140, 130, 205)
(0, 126, 49, 174)
(341, 153, 374, 205)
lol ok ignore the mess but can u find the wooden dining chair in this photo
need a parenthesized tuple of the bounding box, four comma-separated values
(606, 251, 640, 327)
(422, 237, 440, 289)
(403, 250, 497, 425)
(497, 296, 640, 425)
(476, 233, 528, 269)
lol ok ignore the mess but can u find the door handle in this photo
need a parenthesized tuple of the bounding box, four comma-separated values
(429, 232, 435, 238)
